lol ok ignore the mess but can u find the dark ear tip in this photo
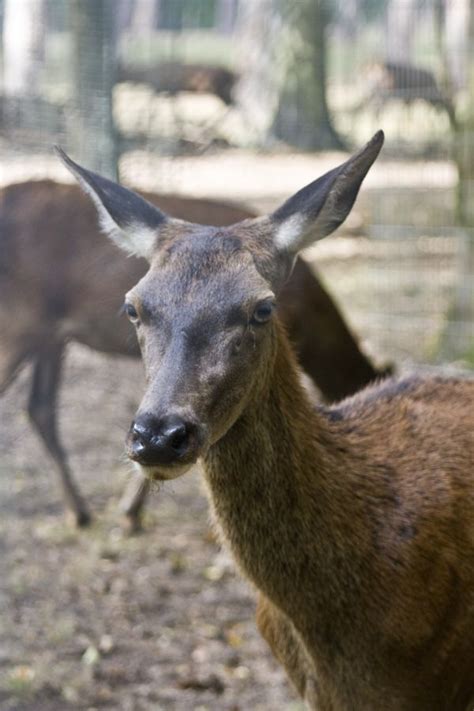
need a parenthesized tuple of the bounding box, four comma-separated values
(53, 144, 77, 173)
(352, 130, 384, 168)
(52, 144, 65, 160)
(369, 129, 385, 149)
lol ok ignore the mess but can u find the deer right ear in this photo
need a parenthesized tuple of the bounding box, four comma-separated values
(270, 130, 384, 257)
(54, 147, 169, 260)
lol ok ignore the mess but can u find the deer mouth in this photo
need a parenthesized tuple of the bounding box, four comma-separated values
(135, 460, 196, 482)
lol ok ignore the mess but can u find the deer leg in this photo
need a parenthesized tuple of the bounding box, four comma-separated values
(27, 345, 91, 527)
(118, 468, 150, 533)
(0, 348, 30, 395)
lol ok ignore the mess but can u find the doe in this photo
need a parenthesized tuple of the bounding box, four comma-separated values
(57, 132, 474, 711)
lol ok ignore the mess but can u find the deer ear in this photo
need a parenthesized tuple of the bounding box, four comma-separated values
(54, 147, 169, 260)
(271, 131, 384, 255)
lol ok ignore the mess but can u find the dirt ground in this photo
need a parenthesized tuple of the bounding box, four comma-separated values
(0, 145, 471, 711)
(0, 345, 304, 711)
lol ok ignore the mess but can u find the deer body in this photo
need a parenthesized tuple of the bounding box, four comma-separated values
(57, 131, 474, 708)
(118, 62, 237, 106)
(205, 333, 474, 709)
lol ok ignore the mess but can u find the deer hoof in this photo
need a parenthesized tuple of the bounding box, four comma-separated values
(66, 509, 92, 528)
(76, 510, 92, 527)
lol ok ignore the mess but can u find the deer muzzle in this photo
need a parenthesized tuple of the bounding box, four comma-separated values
(127, 412, 201, 480)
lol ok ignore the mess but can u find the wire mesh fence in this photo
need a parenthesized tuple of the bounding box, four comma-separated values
(0, 4, 473, 709)
(0, 0, 472, 366)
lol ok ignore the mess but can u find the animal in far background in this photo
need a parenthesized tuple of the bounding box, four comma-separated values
(117, 62, 238, 106)
(0, 62, 237, 154)
(0, 179, 387, 528)
(363, 60, 455, 125)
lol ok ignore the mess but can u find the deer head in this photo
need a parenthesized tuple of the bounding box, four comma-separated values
(56, 131, 383, 481)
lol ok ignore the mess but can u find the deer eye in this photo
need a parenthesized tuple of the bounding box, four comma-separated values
(251, 300, 275, 325)
(124, 302, 139, 322)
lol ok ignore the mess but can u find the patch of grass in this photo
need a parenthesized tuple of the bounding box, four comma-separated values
(459, 343, 474, 368)
(423, 325, 445, 363)
(2, 665, 36, 699)
(121, 30, 234, 68)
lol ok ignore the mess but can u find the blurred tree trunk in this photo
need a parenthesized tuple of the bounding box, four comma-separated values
(69, 0, 118, 180)
(216, 0, 238, 34)
(456, 23, 474, 225)
(117, 0, 135, 33)
(444, 0, 470, 92)
(234, 0, 282, 145)
(0, 1, 4, 56)
(271, 0, 344, 150)
(2, 0, 46, 95)
(384, 0, 418, 63)
(130, 0, 160, 33)
(439, 0, 474, 361)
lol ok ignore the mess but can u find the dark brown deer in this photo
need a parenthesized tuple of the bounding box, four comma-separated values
(117, 62, 238, 106)
(365, 60, 456, 127)
(57, 131, 474, 710)
(0, 179, 387, 528)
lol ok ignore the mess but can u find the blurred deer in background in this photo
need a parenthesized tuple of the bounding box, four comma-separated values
(58, 130, 474, 710)
(0, 179, 387, 527)
(363, 60, 456, 126)
(118, 62, 238, 106)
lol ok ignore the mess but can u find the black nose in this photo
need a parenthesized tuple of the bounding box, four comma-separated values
(128, 413, 195, 466)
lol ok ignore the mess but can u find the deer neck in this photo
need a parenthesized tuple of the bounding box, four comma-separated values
(202, 321, 367, 632)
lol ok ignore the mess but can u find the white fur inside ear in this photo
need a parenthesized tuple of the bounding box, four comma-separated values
(111, 222, 158, 259)
(74, 173, 157, 259)
(273, 213, 307, 251)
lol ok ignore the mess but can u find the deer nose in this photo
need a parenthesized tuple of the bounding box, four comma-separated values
(128, 413, 195, 466)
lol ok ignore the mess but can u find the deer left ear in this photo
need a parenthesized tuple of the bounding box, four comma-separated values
(54, 146, 170, 260)
(270, 130, 384, 256)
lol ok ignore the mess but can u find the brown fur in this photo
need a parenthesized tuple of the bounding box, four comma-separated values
(57, 134, 474, 708)
(124, 225, 474, 708)
(204, 324, 474, 710)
